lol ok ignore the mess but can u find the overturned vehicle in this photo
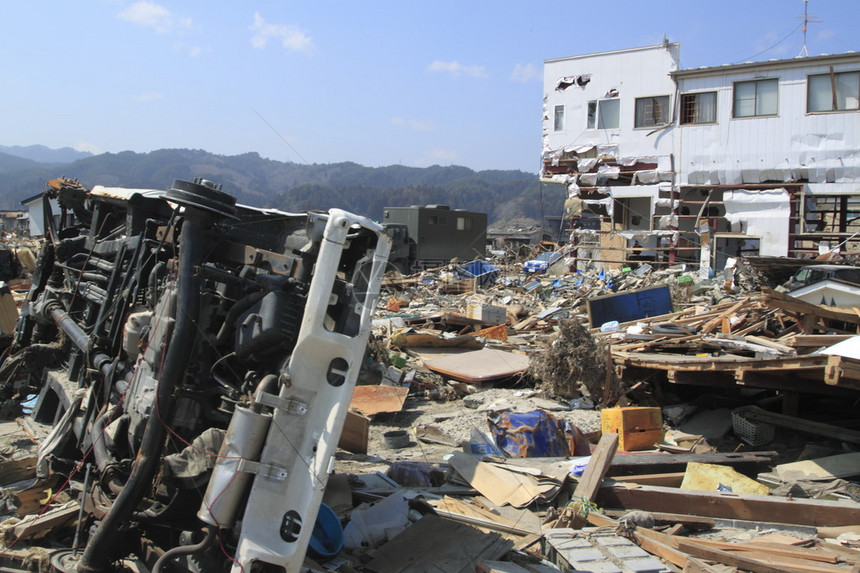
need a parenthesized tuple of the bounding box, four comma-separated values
(0, 178, 390, 572)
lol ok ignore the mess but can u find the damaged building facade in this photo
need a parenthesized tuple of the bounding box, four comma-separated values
(542, 42, 860, 274)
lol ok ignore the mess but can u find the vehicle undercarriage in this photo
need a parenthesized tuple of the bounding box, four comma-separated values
(0, 177, 390, 572)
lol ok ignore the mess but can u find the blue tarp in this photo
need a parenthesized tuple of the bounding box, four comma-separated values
(461, 259, 499, 287)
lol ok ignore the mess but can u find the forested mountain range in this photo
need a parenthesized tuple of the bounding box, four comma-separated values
(0, 148, 560, 226)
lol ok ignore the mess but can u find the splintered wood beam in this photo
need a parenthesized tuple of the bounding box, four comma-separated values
(674, 539, 848, 573)
(596, 483, 860, 527)
(606, 451, 777, 476)
(572, 432, 618, 502)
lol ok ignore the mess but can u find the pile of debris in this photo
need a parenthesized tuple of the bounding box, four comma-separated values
(0, 179, 859, 572)
(298, 255, 860, 572)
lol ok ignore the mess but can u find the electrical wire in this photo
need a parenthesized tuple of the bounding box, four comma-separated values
(731, 25, 803, 65)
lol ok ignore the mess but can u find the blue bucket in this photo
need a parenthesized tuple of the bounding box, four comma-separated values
(308, 503, 344, 559)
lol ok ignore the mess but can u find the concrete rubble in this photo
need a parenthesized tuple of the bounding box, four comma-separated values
(1, 225, 860, 571)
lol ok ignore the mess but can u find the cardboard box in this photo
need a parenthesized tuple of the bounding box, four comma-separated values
(466, 302, 506, 325)
(601, 407, 664, 451)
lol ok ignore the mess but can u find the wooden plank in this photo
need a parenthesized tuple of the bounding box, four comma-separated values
(13, 502, 79, 541)
(675, 538, 808, 573)
(700, 300, 746, 335)
(789, 334, 854, 347)
(605, 451, 778, 476)
(688, 537, 839, 563)
(572, 433, 618, 502)
(682, 556, 725, 573)
(595, 483, 860, 527)
(612, 472, 684, 487)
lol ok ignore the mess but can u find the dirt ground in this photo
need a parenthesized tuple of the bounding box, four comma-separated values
(334, 387, 603, 476)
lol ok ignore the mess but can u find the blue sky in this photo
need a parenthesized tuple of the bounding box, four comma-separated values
(2, 1, 857, 173)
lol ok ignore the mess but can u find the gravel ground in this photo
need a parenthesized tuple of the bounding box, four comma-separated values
(334, 387, 602, 475)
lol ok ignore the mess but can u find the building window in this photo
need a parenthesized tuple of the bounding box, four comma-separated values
(456, 216, 472, 231)
(587, 98, 620, 129)
(680, 91, 717, 124)
(733, 78, 778, 117)
(634, 96, 670, 127)
(808, 70, 860, 112)
(553, 105, 564, 131)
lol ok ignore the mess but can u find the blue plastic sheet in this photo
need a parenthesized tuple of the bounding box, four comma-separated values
(489, 410, 590, 458)
(461, 259, 499, 287)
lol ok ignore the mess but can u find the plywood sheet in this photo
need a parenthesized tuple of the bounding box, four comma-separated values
(349, 385, 409, 416)
(423, 348, 529, 384)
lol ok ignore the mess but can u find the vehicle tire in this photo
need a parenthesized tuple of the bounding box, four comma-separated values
(651, 323, 697, 336)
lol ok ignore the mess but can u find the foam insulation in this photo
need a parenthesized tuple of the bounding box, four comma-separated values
(597, 165, 620, 179)
(579, 173, 598, 186)
(657, 215, 679, 229)
(722, 188, 790, 257)
(597, 144, 619, 158)
(577, 157, 599, 171)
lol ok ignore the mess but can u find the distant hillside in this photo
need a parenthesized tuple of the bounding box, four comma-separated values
(0, 148, 558, 226)
(0, 144, 92, 164)
(0, 151, 42, 174)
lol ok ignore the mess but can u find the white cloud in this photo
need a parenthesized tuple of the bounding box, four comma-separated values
(510, 63, 540, 83)
(390, 117, 433, 131)
(134, 91, 163, 103)
(427, 60, 487, 79)
(118, 1, 191, 35)
(74, 141, 101, 154)
(419, 149, 458, 165)
(250, 13, 312, 52)
(188, 45, 205, 58)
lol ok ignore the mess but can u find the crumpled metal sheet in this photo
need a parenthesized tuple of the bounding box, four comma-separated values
(489, 410, 590, 458)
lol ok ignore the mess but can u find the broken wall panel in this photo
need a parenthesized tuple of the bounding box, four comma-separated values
(722, 188, 790, 257)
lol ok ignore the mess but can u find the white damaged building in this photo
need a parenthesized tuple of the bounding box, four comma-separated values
(542, 42, 860, 275)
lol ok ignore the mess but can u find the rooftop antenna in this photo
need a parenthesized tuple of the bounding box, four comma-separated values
(797, 0, 821, 57)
